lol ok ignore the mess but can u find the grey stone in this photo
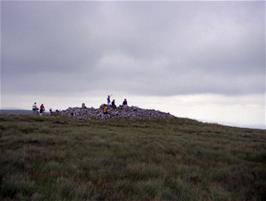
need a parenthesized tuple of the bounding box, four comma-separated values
(60, 104, 174, 120)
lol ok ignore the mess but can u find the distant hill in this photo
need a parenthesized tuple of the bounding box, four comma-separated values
(0, 109, 51, 115)
(0, 109, 33, 115)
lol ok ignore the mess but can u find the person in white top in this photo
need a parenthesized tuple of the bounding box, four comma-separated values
(32, 102, 39, 114)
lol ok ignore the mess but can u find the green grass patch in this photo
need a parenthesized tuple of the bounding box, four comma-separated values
(0, 114, 265, 201)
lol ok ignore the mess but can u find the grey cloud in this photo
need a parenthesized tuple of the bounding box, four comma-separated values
(1, 1, 265, 96)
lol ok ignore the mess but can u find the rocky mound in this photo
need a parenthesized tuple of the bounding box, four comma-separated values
(61, 104, 174, 120)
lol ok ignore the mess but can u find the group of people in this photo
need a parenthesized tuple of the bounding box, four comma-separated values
(107, 95, 127, 108)
(32, 95, 128, 116)
(32, 102, 45, 115)
(103, 95, 128, 114)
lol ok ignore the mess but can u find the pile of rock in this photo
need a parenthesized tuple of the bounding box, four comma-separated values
(60, 104, 174, 120)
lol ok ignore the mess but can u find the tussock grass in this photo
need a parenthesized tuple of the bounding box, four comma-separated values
(0, 114, 265, 201)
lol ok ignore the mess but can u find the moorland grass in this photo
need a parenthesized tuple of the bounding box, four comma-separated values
(0, 114, 265, 201)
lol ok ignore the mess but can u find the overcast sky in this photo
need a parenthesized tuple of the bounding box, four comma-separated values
(1, 1, 265, 128)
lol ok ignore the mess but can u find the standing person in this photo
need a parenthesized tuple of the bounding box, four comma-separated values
(107, 95, 111, 105)
(32, 102, 39, 115)
(40, 104, 45, 116)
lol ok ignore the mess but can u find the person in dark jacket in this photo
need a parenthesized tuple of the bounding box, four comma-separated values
(40, 104, 45, 116)
(107, 95, 111, 105)
(122, 98, 128, 106)
(111, 99, 116, 109)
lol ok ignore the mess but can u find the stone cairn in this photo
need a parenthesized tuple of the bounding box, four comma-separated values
(60, 104, 175, 120)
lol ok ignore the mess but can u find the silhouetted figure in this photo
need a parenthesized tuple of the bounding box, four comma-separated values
(40, 104, 45, 116)
(107, 95, 111, 105)
(122, 98, 128, 106)
(111, 99, 116, 109)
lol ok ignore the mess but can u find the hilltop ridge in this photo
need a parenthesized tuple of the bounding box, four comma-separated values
(61, 104, 175, 120)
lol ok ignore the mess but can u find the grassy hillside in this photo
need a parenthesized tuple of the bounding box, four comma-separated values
(0, 115, 265, 201)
